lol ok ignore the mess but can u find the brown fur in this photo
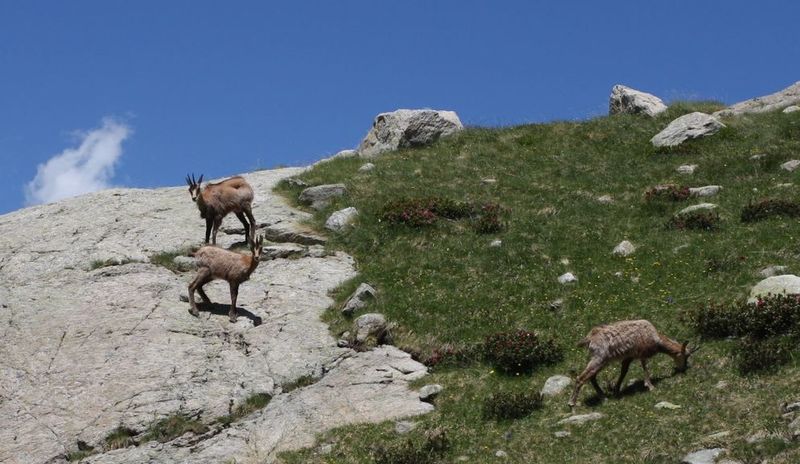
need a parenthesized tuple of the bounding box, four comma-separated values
(187, 235, 264, 322)
(568, 319, 692, 407)
(186, 174, 257, 245)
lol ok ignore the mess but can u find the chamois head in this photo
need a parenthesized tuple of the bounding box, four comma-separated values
(674, 342, 700, 373)
(185, 173, 204, 202)
(250, 234, 264, 263)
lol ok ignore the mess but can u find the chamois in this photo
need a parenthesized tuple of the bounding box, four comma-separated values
(188, 235, 264, 322)
(568, 319, 697, 407)
(185, 173, 257, 246)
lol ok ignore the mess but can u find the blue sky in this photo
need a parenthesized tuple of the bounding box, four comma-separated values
(1, 1, 798, 214)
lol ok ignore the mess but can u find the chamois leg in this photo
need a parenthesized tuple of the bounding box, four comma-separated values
(211, 217, 223, 245)
(641, 359, 655, 390)
(228, 282, 239, 323)
(235, 212, 251, 245)
(188, 268, 212, 317)
(244, 206, 257, 245)
(613, 359, 632, 395)
(204, 217, 213, 244)
(569, 358, 606, 407)
(196, 283, 212, 306)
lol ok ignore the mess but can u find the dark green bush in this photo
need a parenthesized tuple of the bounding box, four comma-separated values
(483, 330, 562, 374)
(686, 301, 737, 339)
(733, 336, 794, 374)
(644, 184, 691, 202)
(689, 295, 800, 340)
(381, 197, 472, 227)
(666, 210, 720, 231)
(741, 198, 800, 223)
(482, 390, 543, 421)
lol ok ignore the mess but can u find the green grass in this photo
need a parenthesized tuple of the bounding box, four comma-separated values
(149, 247, 194, 273)
(140, 414, 208, 443)
(275, 103, 800, 463)
(215, 392, 273, 426)
(104, 426, 138, 450)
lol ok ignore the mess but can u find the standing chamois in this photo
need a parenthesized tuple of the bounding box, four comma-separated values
(186, 173, 257, 246)
(188, 235, 264, 322)
(568, 319, 697, 407)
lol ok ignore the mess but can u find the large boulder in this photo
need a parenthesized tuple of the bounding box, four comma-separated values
(325, 207, 359, 232)
(357, 109, 464, 158)
(651, 112, 725, 147)
(298, 184, 347, 210)
(714, 81, 800, 117)
(748, 274, 800, 303)
(609, 85, 668, 117)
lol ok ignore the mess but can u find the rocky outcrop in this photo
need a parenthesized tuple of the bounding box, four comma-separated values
(0, 169, 431, 463)
(714, 81, 800, 117)
(651, 112, 725, 147)
(298, 184, 347, 210)
(357, 109, 464, 158)
(609, 85, 668, 117)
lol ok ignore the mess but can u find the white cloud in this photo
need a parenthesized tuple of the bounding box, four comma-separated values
(25, 119, 131, 206)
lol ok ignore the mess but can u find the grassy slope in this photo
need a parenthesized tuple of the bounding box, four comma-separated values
(276, 103, 800, 463)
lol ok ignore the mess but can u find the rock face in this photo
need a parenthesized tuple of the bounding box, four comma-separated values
(0, 169, 431, 463)
(298, 184, 347, 210)
(748, 274, 800, 303)
(609, 84, 668, 117)
(651, 112, 725, 147)
(714, 81, 800, 117)
(325, 207, 359, 232)
(357, 109, 464, 158)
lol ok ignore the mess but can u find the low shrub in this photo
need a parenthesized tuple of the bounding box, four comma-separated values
(733, 336, 794, 374)
(741, 198, 800, 223)
(688, 295, 800, 340)
(421, 342, 479, 368)
(472, 202, 508, 234)
(686, 301, 736, 339)
(666, 210, 720, 231)
(141, 414, 208, 443)
(482, 390, 543, 420)
(372, 427, 449, 464)
(381, 197, 508, 233)
(105, 426, 138, 450)
(483, 330, 562, 374)
(644, 184, 691, 202)
(216, 393, 273, 426)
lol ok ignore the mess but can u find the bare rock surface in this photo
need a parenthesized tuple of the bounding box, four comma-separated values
(0, 168, 431, 463)
(609, 84, 668, 117)
(357, 109, 463, 158)
(651, 112, 725, 147)
(714, 81, 800, 117)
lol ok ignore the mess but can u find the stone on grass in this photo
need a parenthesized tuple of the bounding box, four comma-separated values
(172, 255, 196, 271)
(395, 420, 417, 434)
(705, 431, 731, 440)
(325, 207, 359, 232)
(776, 183, 793, 188)
(554, 431, 571, 438)
(612, 240, 636, 257)
(750, 153, 767, 161)
(681, 448, 726, 464)
(651, 112, 725, 147)
(354, 313, 388, 343)
(495, 450, 508, 458)
(419, 384, 443, 402)
(784, 105, 800, 114)
(298, 184, 347, 210)
(713, 81, 800, 117)
(341, 283, 378, 315)
(597, 194, 614, 204)
(655, 401, 682, 410)
(358, 163, 375, 172)
(748, 274, 800, 303)
(357, 109, 464, 158)
(609, 84, 668, 117)
(689, 186, 722, 197)
(677, 203, 717, 216)
(781, 160, 800, 172)
(489, 239, 502, 247)
(677, 164, 698, 174)
(558, 272, 577, 284)
(541, 375, 572, 397)
(759, 265, 788, 278)
(557, 412, 604, 426)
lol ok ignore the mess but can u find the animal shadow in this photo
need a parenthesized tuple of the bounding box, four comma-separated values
(197, 302, 263, 326)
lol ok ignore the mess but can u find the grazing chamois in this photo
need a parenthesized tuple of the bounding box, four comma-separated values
(188, 235, 264, 322)
(568, 319, 697, 407)
(185, 173, 257, 246)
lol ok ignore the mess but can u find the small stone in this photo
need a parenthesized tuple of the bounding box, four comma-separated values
(714, 380, 728, 390)
(612, 240, 636, 257)
(554, 431, 571, 438)
(705, 431, 730, 440)
(681, 448, 726, 464)
(179, 294, 189, 303)
(750, 153, 767, 161)
(495, 450, 508, 458)
(613, 271, 624, 277)
(677, 164, 698, 174)
(319, 443, 334, 455)
(548, 299, 564, 311)
(395, 420, 417, 434)
(541, 375, 572, 397)
(341, 283, 377, 315)
(419, 384, 443, 402)
(337, 339, 349, 348)
(597, 194, 613, 204)
(354, 313, 387, 343)
(784, 402, 800, 413)
(759, 265, 788, 278)
(481, 178, 497, 184)
(689, 186, 722, 197)
(358, 163, 375, 172)
(558, 272, 577, 284)
(746, 430, 770, 444)
(456, 456, 470, 462)
(776, 183, 794, 188)
(781, 160, 800, 172)
(305, 245, 327, 258)
(325, 207, 359, 232)
(784, 105, 800, 113)
(557, 412, 604, 426)
(489, 239, 502, 248)
(285, 178, 309, 188)
(677, 203, 717, 216)
(655, 401, 682, 410)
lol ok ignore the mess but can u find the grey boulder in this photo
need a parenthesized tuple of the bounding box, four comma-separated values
(714, 81, 800, 117)
(651, 112, 725, 147)
(298, 184, 347, 210)
(325, 207, 359, 232)
(357, 109, 463, 158)
(341, 283, 377, 315)
(748, 274, 800, 303)
(609, 84, 668, 117)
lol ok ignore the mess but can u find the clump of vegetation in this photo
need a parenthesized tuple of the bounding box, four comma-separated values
(741, 198, 800, 222)
(471, 202, 508, 234)
(372, 427, 449, 464)
(733, 336, 795, 374)
(483, 330, 562, 374)
(104, 426, 138, 450)
(282, 375, 318, 393)
(666, 210, 720, 231)
(216, 393, 273, 426)
(644, 184, 691, 202)
(381, 196, 507, 233)
(482, 390, 543, 421)
(418, 342, 479, 368)
(149, 247, 194, 273)
(140, 414, 208, 443)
